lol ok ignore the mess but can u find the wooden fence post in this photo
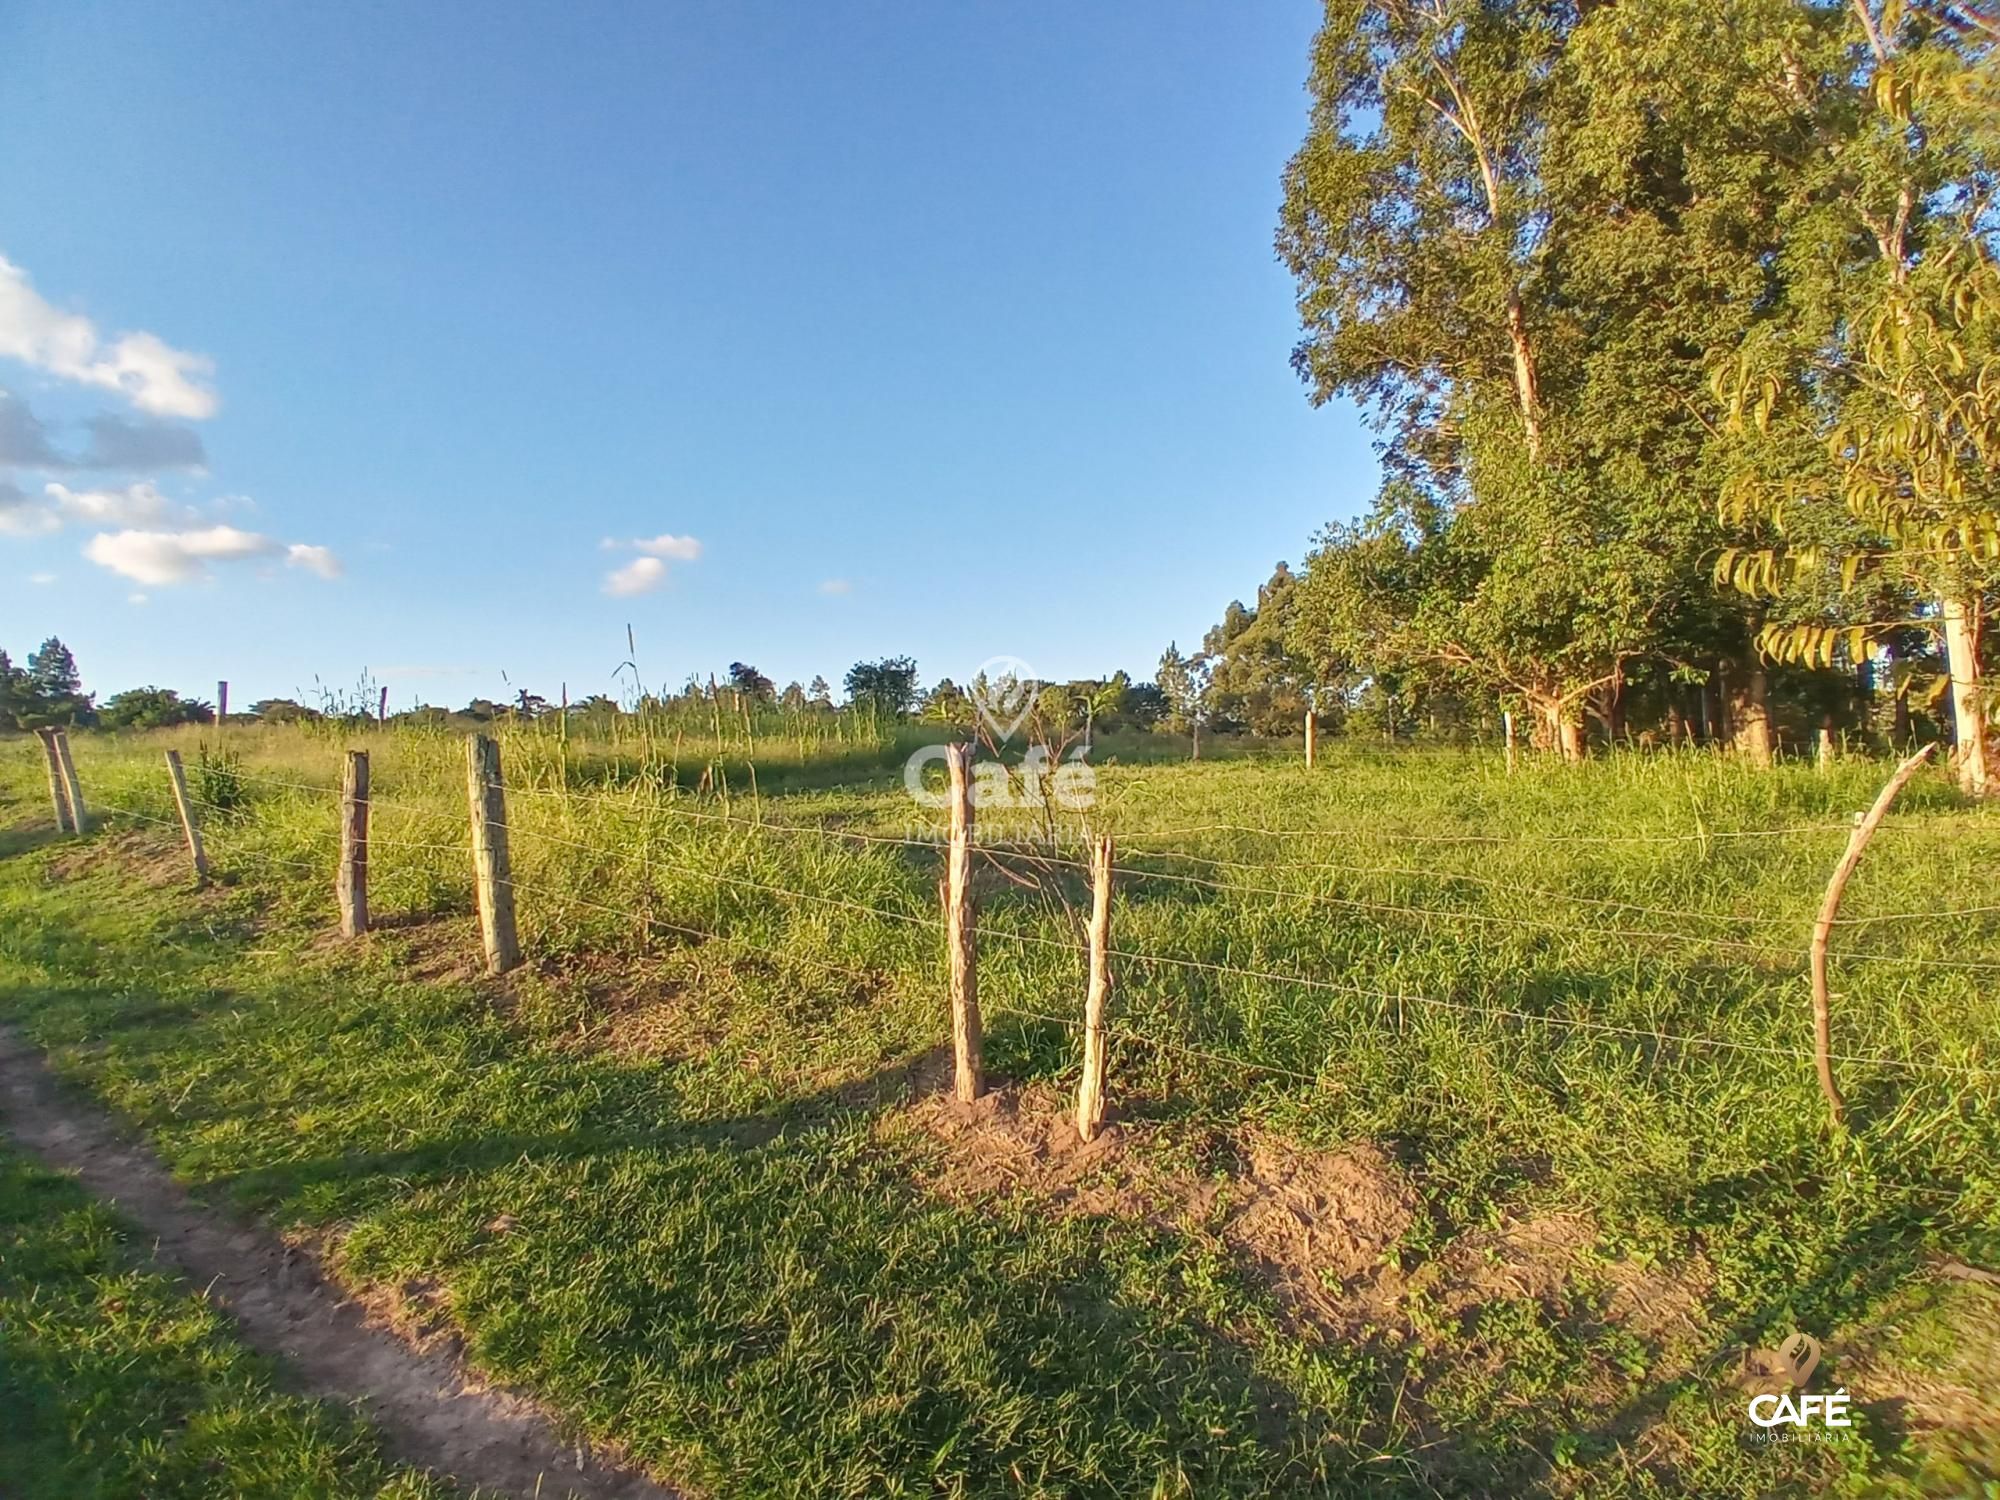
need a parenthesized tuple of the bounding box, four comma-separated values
(36, 729, 74, 833)
(376, 685, 389, 726)
(1076, 835, 1115, 1143)
(945, 743, 983, 1102)
(466, 734, 521, 974)
(53, 730, 85, 832)
(1304, 708, 1317, 770)
(1809, 743, 1935, 1127)
(217, 680, 229, 721)
(163, 750, 208, 881)
(1503, 710, 1518, 775)
(338, 750, 370, 937)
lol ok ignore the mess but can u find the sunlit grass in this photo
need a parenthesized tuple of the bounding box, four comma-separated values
(4, 724, 1997, 1496)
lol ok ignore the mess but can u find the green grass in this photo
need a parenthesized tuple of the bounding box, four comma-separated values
(2, 725, 1997, 1496)
(0, 1135, 458, 1499)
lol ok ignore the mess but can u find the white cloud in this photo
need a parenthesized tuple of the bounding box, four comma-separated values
(598, 531, 699, 594)
(819, 578, 852, 596)
(0, 258, 218, 419)
(45, 480, 183, 527)
(603, 555, 668, 597)
(602, 532, 702, 561)
(285, 542, 342, 579)
(85, 524, 277, 584)
(128, 592, 148, 605)
(634, 533, 701, 560)
(29, 571, 54, 584)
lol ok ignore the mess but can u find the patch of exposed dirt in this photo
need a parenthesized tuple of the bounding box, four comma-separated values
(1837, 1277, 2000, 1436)
(896, 1079, 1416, 1332)
(325, 913, 487, 988)
(894, 1078, 1711, 1370)
(48, 827, 198, 889)
(0, 1024, 680, 1500)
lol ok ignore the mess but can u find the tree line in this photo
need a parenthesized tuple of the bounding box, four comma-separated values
(1182, 0, 1996, 791)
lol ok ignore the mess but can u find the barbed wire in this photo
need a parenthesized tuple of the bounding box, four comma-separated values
(70, 796, 2000, 1080)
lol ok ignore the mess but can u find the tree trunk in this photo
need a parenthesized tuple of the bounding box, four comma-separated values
(1730, 664, 1774, 769)
(1942, 593, 1992, 797)
(1504, 288, 1542, 462)
(1531, 691, 1586, 763)
(1665, 700, 1686, 746)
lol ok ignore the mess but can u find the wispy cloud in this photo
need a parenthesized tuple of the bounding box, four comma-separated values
(599, 531, 700, 595)
(603, 555, 668, 597)
(818, 578, 852, 596)
(0, 390, 62, 466)
(78, 410, 207, 471)
(0, 391, 207, 472)
(28, 571, 53, 585)
(601, 532, 702, 561)
(82, 524, 340, 587)
(0, 256, 217, 419)
(285, 542, 342, 579)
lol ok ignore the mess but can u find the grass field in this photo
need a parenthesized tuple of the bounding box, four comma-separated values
(2, 722, 1998, 1497)
(0, 1132, 457, 1499)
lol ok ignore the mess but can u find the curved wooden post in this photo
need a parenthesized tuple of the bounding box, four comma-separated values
(1809, 744, 1935, 1126)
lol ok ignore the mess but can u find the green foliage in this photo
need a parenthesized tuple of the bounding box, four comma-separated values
(11, 638, 93, 729)
(192, 743, 247, 816)
(843, 656, 921, 718)
(98, 686, 215, 731)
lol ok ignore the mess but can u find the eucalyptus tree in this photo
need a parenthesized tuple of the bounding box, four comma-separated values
(1279, 0, 1695, 756)
(1710, 0, 1999, 793)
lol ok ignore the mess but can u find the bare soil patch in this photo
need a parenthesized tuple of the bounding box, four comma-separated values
(0, 1024, 680, 1500)
(48, 827, 195, 890)
(895, 1078, 1710, 1366)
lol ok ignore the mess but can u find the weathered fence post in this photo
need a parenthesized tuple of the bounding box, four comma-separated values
(466, 735, 521, 974)
(1304, 708, 1317, 770)
(1817, 720, 1836, 773)
(338, 749, 370, 937)
(945, 743, 983, 1102)
(52, 730, 85, 832)
(163, 750, 208, 881)
(1809, 743, 1935, 1128)
(1503, 710, 1518, 775)
(1076, 834, 1115, 1143)
(376, 685, 389, 726)
(36, 728, 74, 833)
(217, 680, 229, 721)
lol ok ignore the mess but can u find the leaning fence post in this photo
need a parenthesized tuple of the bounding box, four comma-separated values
(36, 728, 74, 833)
(53, 730, 86, 832)
(1809, 742, 1935, 1128)
(466, 734, 521, 974)
(338, 749, 370, 937)
(1076, 834, 1115, 1143)
(163, 750, 208, 881)
(945, 743, 983, 1102)
(1503, 710, 1518, 775)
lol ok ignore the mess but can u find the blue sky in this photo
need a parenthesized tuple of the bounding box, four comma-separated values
(1, 2, 1376, 710)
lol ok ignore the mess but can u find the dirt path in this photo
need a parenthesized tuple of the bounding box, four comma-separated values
(0, 1025, 681, 1500)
